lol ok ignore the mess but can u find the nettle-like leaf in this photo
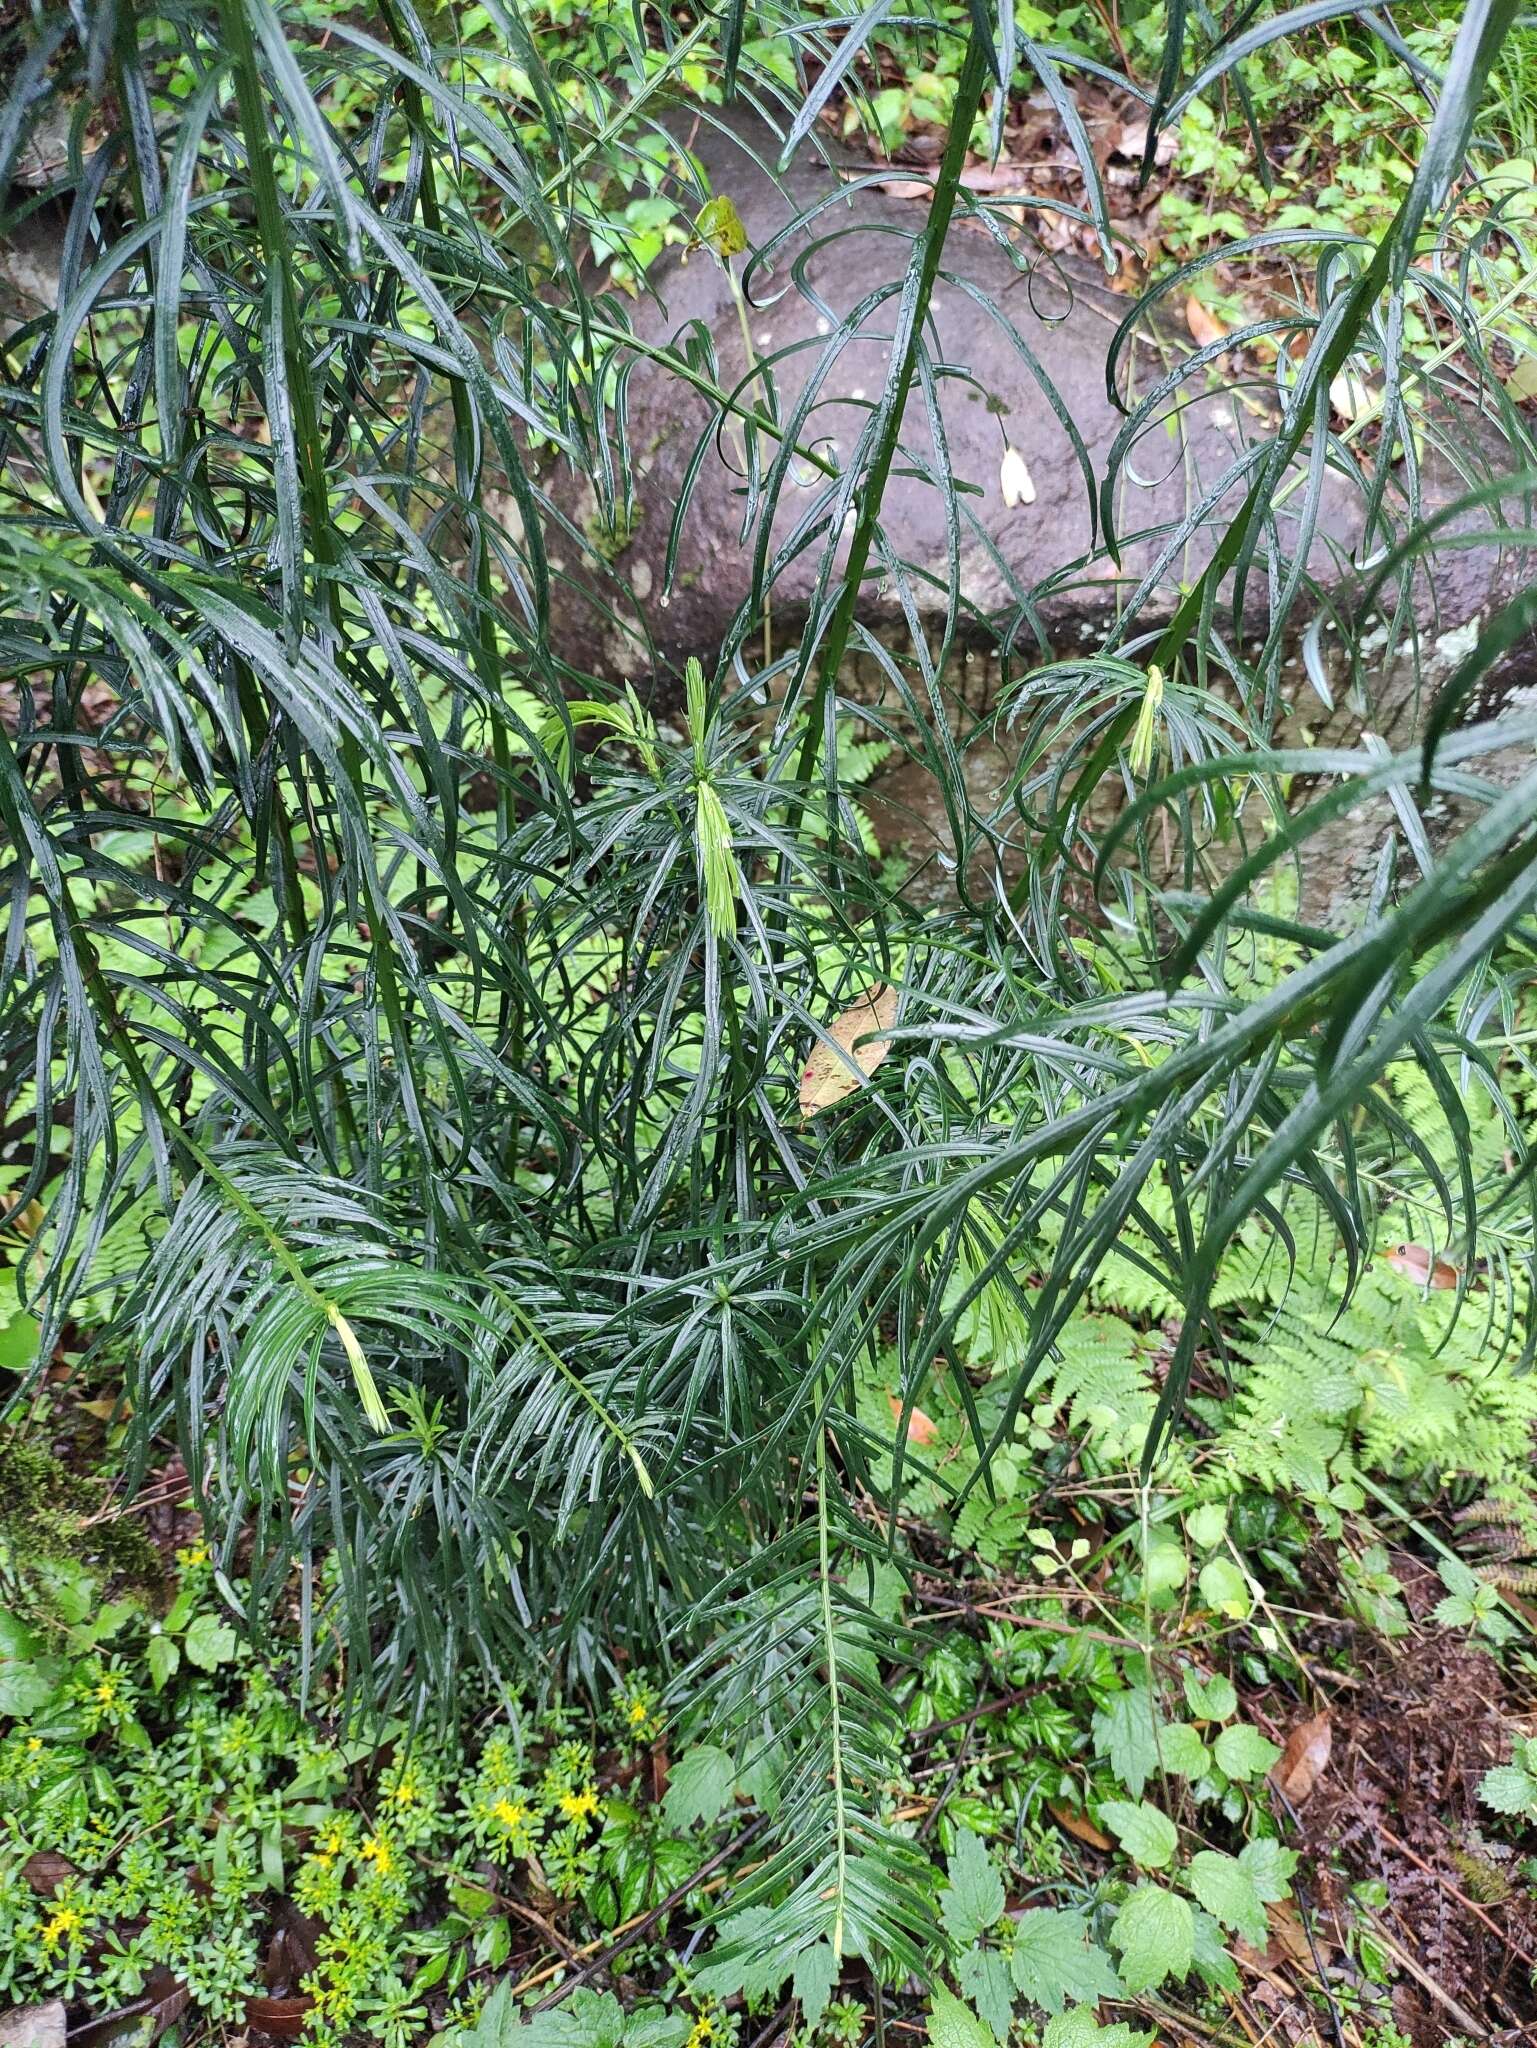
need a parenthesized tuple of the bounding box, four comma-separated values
(928, 1986, 997, 2048)
(1110, 1885, 1194, 1993)
(1480, 1758, 1537, 1815)
(939, 1828, 1006, 1945)
(1097, 1799, 1178, 1870)
(957, 1948, 1015, 2043)
(1212, 1724, 1284, 1783)
(1091, 1689, 1160, 1798)
(661, 1745, 736, 1830)
(1010, 1910, 1122, 2014)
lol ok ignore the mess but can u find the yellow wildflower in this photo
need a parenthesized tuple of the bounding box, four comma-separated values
(94, 1679, 118, 1705)
(26, 1736, 43, 1753)
(627, 1700, 650, 1728)
(491, 1797, 528, 1832)
(391, 1773, 419, 1806)
(686, 2017, 717, 2048)
(41, 1906, 84, 1950)
(558, 1787, 599, 1824)
(358, 1834, 395, 1875)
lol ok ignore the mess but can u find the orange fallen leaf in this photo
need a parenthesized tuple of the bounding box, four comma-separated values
(800, 984, 899, 1118)
(1048, 1801, 1113, 1850)
(886, 1393, 938, 1445)
(1381, 1242, 1484, 1290)
(1185, 295, 1228, 350)
(1270, 1709, 1332, 1804)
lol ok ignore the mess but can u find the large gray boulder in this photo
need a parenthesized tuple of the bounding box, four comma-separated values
(538, 110, 1366, 685)
(531, 112, 1534, 919)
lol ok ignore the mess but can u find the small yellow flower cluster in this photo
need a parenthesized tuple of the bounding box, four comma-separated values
(556, 1787, 599, 1825)
(313, 1824, 348, 1866)
(41, 1905, 84, 1951)
(358, 1833, 395, 1876)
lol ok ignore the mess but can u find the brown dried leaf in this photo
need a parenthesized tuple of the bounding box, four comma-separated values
(1266, 1898, 1316, 1968)
(1380, 1242, 1481, 1290)
(1048, 1801, 1113, 1850)
(800, 984, 899, 1118)
(1185, 295, 1228, 349)
(1271, 1709, 1332, 1804)
(244, 1997, 314, 2042)
(886, 1393, 939, 1446)
(22, 1853, 76, 1897)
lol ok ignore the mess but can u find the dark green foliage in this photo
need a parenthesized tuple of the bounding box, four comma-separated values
(2, 0, 1536, 1986)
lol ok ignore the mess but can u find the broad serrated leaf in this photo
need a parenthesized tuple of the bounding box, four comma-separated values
(1239, 1836, 1298, 1901)
(1097, 1799, 1178, 1869)
(661, 1744, 735, 1830)
(928, 1986, 996, 2048)
(1092, 1689, 1159, 1797)
(1011, 1909, 1122, 2014)
(1479, 1763, 1537, 1814)
(183, 1611, 238, 1671)
(1187, 1851, 1267, 1949)
(1182, 1669, 1237, 1721)
(1157, 1722, 1210, 1778)
(1189, 1906, 1240, 1993)
(792, 1942, 838, 2028)
(1213, 1723, 1283, 1782)
(1110, 1885, 1193, 1993)
(1042, 2012, 1156, 2048)
(957, 1947, 1014, 2043)
(940, 1828, 1006, 1944)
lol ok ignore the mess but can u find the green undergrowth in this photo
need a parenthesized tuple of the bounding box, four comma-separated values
(5, 1079, 1537, 2048)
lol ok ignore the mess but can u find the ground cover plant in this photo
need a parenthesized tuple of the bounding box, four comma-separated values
(2, 0, 1537, 2042)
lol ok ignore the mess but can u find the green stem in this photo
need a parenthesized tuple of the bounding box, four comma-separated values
(816, 1425, 849, 1959)
(788, 28, 991, 843)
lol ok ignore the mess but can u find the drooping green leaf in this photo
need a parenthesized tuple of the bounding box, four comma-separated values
(792, 1943, 839, 2028)
(957, 1947, 1015, 2043)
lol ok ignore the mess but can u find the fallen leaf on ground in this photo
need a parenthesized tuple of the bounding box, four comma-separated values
(1266, 1898, 1317, 1968)
(1381, 1242, 1485, 1289)
(887, 1393, 939, 1445)
(800, 985, 899, 1117)
(1048, 1800, 1113, 1849)
(1271, 1709, 1332, 1803)
(1185, 295, 1227, 349)
(22, 1852, 75, 1896)
(243, 1997, 313, 2042)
